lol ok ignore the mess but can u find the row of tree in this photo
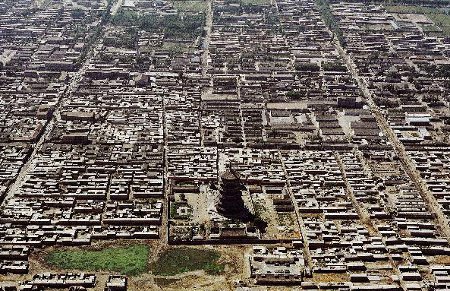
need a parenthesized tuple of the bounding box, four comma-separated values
(315, 0, 347, 46)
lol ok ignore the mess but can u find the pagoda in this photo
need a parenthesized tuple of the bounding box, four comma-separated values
(216, 166, 251, 221)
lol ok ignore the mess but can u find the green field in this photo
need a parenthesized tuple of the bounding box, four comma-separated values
(45, 244, 149, 276)
(171, 0, 208, 12)
(151, 247, 225, 276)
(240, 0, 271, 5)
(386, 5, 450, 36)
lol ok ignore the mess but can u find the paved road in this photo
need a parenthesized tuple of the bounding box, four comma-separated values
(111, 0, 123, 16)
(202, 0, 213, 78)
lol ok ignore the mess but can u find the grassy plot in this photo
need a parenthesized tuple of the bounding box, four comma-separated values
(171, 0, 208, 13)
(151, 247, 225, 276)
(45, 244, 149, 276)
(386, 5, 450, 36)
(240, 0, 271, 5)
